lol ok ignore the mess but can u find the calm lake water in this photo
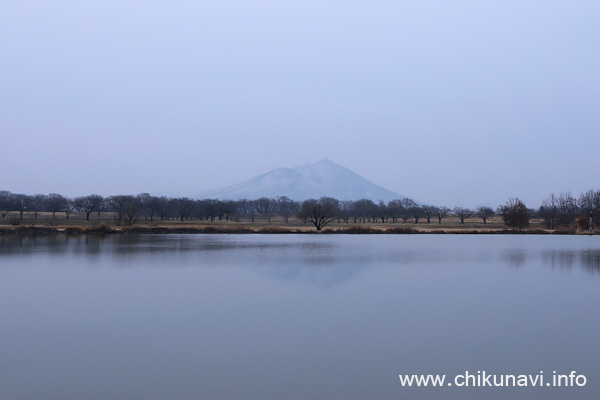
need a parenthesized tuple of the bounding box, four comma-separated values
(1, 234, 599, 400)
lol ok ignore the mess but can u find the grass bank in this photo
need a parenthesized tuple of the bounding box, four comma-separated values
(0, 225, 587, 235)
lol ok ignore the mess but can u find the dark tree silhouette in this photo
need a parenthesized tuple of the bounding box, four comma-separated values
(352, 199, 376, 223)
(299, 197, 339, 230)
(29, 194, 46, 219)
(411, 205, 423, 224)
(375, 201, 387, 223)
(453, 207, 472, 224)
(155, 196, 170, 220)
(219, 200, 237, 221)
(122, 203, 140, 226)
(108, 195, 135, 222)
(236, 199, 256, 223)
(137, 193, 160, 221)
(435, 206, 450, 224)
(276, 196, 299, 223)
(0, 191, 13, 218)
(75, 194, 104, 221)
(3, 187, 600, 233)
(12, 194, 29, 219)
(399, 199, 416, 223)
(497, 198, 530, 229)
(95, 197, 108, 220)
(170, 197, 195, 221)
(64, 197, 76, 219)
(421, 205, 436, 223)
(255, 197, 276, 223)
(556, 192, 578, 228)
(539, 193, 558, 229)
(46, 193, 67, 219)
(476, 206, 495, 224)
(198, 199, 219, 221)
(578, 190, 599, 231)
(386, 199, 403, 223)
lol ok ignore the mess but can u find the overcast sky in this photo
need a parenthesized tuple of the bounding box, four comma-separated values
(1, 0, 598, 207)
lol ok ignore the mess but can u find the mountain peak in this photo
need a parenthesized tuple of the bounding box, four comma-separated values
(201, 161, 406, 201)
(314, 158, 335, 165)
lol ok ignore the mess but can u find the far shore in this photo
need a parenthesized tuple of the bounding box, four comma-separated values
(0, 223, 594, 236)
(0, 213, 595, 235)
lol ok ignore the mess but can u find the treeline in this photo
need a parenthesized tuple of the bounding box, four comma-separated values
(0, 189, 599, 231)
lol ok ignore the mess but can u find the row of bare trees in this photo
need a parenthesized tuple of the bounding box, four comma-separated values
(299, 198, 520, 230)
(1, 189, 599, 230)
(0, 192, 469, 226)
(538, 191, 600, 230)
(0, 192, 301, 226)
(299, 194, 597, 231)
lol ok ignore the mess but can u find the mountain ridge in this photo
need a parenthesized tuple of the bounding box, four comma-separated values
(200, 159, 406, 201)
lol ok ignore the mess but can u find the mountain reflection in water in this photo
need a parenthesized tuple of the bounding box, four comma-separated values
(1, 235, 599, 286)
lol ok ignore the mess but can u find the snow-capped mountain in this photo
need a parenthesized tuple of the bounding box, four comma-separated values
(201, 159, 406, 201)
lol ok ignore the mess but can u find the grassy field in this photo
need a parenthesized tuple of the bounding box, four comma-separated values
(0, 212, 587, 234)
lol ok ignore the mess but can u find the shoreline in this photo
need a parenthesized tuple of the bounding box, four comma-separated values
(0, 225, 593, 236)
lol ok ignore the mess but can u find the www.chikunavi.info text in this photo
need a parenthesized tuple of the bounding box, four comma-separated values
(398, 371, 587, 387)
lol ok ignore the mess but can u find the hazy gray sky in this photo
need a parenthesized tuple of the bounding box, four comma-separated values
(1, 0, 598, 207)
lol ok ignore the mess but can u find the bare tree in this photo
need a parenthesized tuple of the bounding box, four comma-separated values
(122, 203, 140, 226)
(336, 201, 352, 223)
(476, 206, 495, 224)
(155, 196, 170, 220)
(137, 193, 160, 221)
(276, 196, 299, 223)
(411, 204, 423, 224)
(12, 194, 29, 220)
(497, 198, 529, 229)
(578, 190, 596, 213)
(0, 191, 12, 218)
(352, 199, 376, 223)
(539, 193, 558, 229)
(108, 195, 135, 222)
(386, 199, 403, 223)
(235, 199, 256, 223)
(255, 197, 276, 223)
(170, 197, 195, 221)
(64, 197, 76, 219)
(75, 194, 104, 221)
(198, 199, 219, 221)
(556, 192, 578, 228)
(219, 200, 237, 221)
(453, 207, 472, 224)
(96, 197, 108, 220)
(45, 193, 67, 219)
(435, 206, 450, 224)
(374, 201, 386, 223)
(299, 197, 339, 230)
(400, 199, 416, 223)
(28, 194, 47, 219)
(213, 200, 228, 221)
(578, 190, 599, 231)
(421, 205, 436, 223)
(73, 196, 87, 219)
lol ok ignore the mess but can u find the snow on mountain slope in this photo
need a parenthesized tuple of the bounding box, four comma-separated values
(201, 159, 406, 201)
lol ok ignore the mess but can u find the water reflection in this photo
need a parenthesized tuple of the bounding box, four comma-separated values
(0, 234, 299, 257)
(2, 234, 600, 277)
(1, 234, 599, 400)
(503, 249, 527, 268)
(543, 249, 600, 274)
